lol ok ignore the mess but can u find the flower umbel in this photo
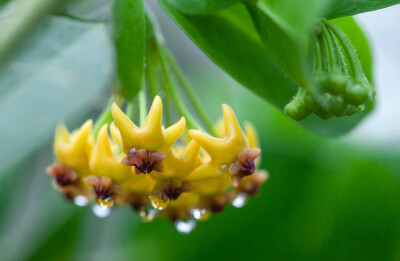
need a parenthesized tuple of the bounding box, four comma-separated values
(46, 17, 269, 231)
(47, 95, 267, 232)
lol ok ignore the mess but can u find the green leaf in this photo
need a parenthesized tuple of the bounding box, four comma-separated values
(0, 145, 80, 260)
(111, 0, 145, 100)
(159, 1, 373, 136)
(245, 0, 329, 88)
(159, 1, 295, 108)
(59, 0, 110, 22)
(0, 0, 62, 60)
(326, 0, 400, 19)
(164, 0, 241, 14)
(0, 16, 113, 177)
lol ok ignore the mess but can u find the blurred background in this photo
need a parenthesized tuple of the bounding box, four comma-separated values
(0, 1, 399, 260)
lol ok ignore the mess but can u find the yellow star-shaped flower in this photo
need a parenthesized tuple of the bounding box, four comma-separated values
(189, 104, 249, 167)
(111, 96, 186, 154)
(54, 119, 93, 175)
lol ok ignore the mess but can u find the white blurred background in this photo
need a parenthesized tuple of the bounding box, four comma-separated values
(351, 6, 400, 144)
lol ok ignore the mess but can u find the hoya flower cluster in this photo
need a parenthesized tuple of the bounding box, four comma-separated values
(47, 96, 268, 232)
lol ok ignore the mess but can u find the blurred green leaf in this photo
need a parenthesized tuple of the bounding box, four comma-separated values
(159, 1, 295, 109)
(111, 0, 145, 99)
(0, 0, 62, 60)
(245, 0, 328, 87)
(164, 0, 241, 14)
(326, 0, 400, 19)
(0, 146, 80, 260)
(60, 0, 110, 22)
(159, 1, 373, 136)
(0, 16, 113, 178)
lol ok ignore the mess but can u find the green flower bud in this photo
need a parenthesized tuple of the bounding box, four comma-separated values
(343, 79, 372, 106)
(312, 105, 332, 120)
(320, 70, 348, 95)
(285, 98, 311, 121)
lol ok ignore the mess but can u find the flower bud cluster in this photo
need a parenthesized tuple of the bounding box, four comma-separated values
(285, 19, 375, 121)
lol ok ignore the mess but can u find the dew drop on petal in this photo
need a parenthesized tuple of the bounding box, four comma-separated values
(232, 193, 247, 208)
(140, 207, 159, 223)
(73, 195, 89, 207)
(92, 204, 111, 218)
(150, 194, 169, 210)
(96, 198, 114, 207)
(174, 219, 197, 234)
(220, 164, 228, 171)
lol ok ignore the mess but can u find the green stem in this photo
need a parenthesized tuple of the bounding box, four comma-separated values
(125, 99, 135, 120)
(138, 81, 147, 126)
(93, 97, 121, 137)
(323, 20, 363, 78)
(328, 29, 346, 73)
(163, 93, 172, 127)
(146, 64, 159, 101)
(164, 49, 216, 136)
(314, 35, 323, 73)
(158, 45, 203, 131)
(317, 34, 327, 73)
(320, 23, 337, 71)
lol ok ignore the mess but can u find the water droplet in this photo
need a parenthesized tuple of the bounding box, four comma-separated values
(150, 194, 169, 210)
(220, 164, 228, 170)
(73, 195, 89, 207)
(232, 193, 247, 208)
(139, 206, 159, 223)
(191, 208, 207, 220)
(92, 204, 111, 218)
(174, 219, 197, 234)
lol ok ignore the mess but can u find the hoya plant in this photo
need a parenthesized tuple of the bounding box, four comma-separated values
(0, 0, 399, 250)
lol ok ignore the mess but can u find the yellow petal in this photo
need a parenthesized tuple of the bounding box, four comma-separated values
(89, 124, 132, 183)
(122, 174, 156, 194)
(189, 130, 225, 158)
(244, 122, 259, 148)
(189, 174, 231, 195)
(189, 105, 248, 165)
(54, 120, 93, 174)
(179, 140, 201, 176)
(93, 124, 112, 158)
(163, 117, 186, 150)
(184, 163, 221, 182)
(109, 122, 122, 148)
(166, 192, 198, 209)
(222, 104, 243, 138)
(142, 96, 163, 132)
(111, 102, 138, 153)
(215, 119, 224, 138)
